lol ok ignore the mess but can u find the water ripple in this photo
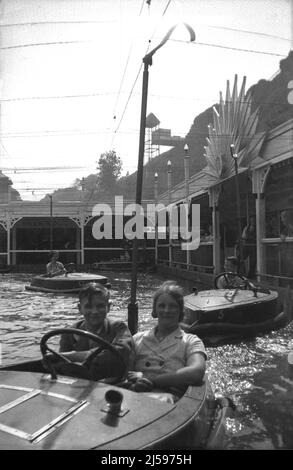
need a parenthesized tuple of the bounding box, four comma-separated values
(0, 272, 292, 449)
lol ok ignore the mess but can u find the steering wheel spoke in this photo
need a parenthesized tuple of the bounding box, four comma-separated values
(214, 272, 249, 289)
(40, 328, 127, 382)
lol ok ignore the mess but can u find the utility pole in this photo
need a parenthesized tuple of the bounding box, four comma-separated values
(127, 23, 196, 334)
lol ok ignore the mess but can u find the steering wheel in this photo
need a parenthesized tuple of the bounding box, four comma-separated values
(40, 328, 127, 383)
(64, 263, 76, 273)
(214, 272, 249, 290)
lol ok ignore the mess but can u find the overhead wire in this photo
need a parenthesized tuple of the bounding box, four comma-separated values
(108, 0, 147, 149)
(0, 92, 116, 102)
(2, 130, 293, 141)
(170, 38, 286, 57)
(108, 0, 146, 147)
(84, 0, 153, 205)
(110, 0, 173, 147)
(203, 24, 290, 42)
(0, 92, 289, 107)
(0, 20, 117, 27)
(1, 17, 289, 42)
(1, 39, 91, 50)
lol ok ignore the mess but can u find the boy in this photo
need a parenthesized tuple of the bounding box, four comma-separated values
(57, 283, 134, 380)
(46, 250, 66, 277)
(216, 256, 242, 289)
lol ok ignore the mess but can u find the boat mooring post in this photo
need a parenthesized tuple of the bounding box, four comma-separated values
(127, 24, 196, 334)
(230, 144, 243, 270)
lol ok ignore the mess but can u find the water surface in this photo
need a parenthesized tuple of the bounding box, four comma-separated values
(1, 272, 292, 449)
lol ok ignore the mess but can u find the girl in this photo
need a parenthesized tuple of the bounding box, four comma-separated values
(128, 281, 207, 395)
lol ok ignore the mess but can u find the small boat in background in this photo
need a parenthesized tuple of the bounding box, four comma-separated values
(181, 280, 289, 345)
(25, 272, 111, 294)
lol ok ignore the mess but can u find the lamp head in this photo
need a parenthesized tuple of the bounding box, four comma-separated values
(230, 144, 238, 159)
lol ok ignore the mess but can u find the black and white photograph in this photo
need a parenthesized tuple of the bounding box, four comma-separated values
(0, 0, 292, 452)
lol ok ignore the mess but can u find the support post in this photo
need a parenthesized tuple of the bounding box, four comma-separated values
(167, 160, 172, 268)
(184, 144, 190, 269)
(154, 172, 158, 266)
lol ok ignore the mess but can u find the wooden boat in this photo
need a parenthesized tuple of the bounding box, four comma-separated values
(0, 328, 234, 450)
(25, 272, 111, 294)
(181, 273, 288, 345)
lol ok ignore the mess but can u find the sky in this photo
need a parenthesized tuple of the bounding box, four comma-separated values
(0, 0, 292, 200)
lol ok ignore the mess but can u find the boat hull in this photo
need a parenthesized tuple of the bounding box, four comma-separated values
(0, 363, 233, 450)
(25, 272, 111, 294)
(182, 288, 288, 345)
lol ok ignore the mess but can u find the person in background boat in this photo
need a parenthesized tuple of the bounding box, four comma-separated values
(200, 225, 213, 242)
(127, 281, 206, 397)
(56, 283, 134, 381)
(280, 209, 293, 240)
(241, 215, 256, 279)
(46, 250, 66, 277)
(216, 256, 243, 289)
(279, 210, 293, 277)
(123, 239, 131, 262)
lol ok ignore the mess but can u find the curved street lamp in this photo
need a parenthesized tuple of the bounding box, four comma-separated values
(128, 23, 196, 334)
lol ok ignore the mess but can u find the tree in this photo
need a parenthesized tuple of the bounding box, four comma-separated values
(96, 150, 122, 196)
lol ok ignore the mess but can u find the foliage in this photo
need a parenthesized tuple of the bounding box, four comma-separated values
(96, 150, 122, 195)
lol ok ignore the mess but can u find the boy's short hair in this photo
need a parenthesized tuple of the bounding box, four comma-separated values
(226, 256, 239, 266)
(152, 281, 184, 322)
(50, 250, 59, 257)
(79, 282, 110, 303)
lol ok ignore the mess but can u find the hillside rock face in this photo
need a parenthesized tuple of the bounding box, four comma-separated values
(121, 51, 293, 200)
(249, 50, 293, 132)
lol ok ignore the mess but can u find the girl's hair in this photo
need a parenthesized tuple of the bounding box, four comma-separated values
(152, 281, 185, 322)
(79, 282, 110, 303)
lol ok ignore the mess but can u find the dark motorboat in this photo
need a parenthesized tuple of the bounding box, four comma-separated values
(25, 272, 111, 294)
(181, 273, 289, 345)
(0, 328, 234, 450)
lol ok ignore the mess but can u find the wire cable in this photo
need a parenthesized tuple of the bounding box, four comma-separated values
(110, 0, 173, 147)
(170, 38, 286, 57)
(109, 0, 146, 145)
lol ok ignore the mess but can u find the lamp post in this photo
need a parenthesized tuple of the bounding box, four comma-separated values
(48, 194, 53, 251)
(184, 144, 190, 269)
(230, 144, 243, 269)
(127, 23, 196, 334)
(154, 172, 158, 265)
(167, 160, 172, 204)
(184, 144, 190, 199)
(167, 160, 173, 267)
